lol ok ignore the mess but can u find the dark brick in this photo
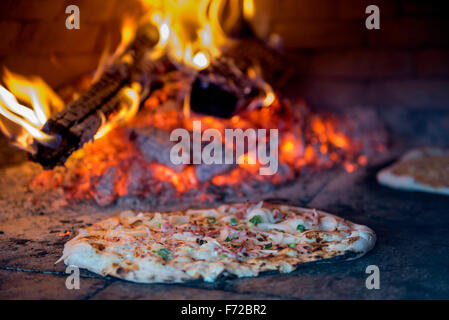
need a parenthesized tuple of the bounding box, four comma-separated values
(368, 19, 449, 48)
(17, 20, 102, 54)
(337, 0, 400, 20)
(294, 77, 449, 110)
(272, 20, 364, 48)
(0, 0, 65, 20)
(415, 50, 449, 76)
(73, 0, 119, 22)
(368, 79, 449, 109)
(272, 0, 339, 21)
(0, 21, 21, 55)
(288, 78, 370, 109)
(0, 270, 107, 300)
(400, 0, 449, 19)
(228, 272, 405, 299)
(0, 203, 118, 272)
(2, 53, 101, 87)
(291, 49, 413, 78)
(92, 281, 271, 300)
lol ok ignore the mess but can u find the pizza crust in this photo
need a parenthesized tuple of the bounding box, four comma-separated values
(377, 148, 449, 196)
(57, 202, 376, 283)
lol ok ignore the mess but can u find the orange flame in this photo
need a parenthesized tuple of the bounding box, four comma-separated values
(0, 69, 64, 152)
(0, 0, 266, 151)
(243, 0, 255, 19)
(94, 83, 141, 140)
(141, 0, 229, 70)
(152, 164, 198, 192)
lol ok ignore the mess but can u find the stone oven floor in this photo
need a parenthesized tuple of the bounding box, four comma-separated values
(1, 105, 449, 299)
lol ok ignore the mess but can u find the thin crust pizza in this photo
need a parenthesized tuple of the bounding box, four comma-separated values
(57, 202, 376, 283)
(377, 148, 449, 196)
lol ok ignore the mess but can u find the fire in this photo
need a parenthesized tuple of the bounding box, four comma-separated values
(262, 89, 276, 107)
(0, 69, 64, 152)
(243, 0, 255, 19)
(0, 0, 270, 152)
(30, 78, 382, 206)
(152, 165, 198, 193)
(93, 17, 139, 83)
(247, 66, 276, 109)
(1, 0, 385, 207)
(94, 83, 142, 140)
(141, 0, 228, 70)
(121, 18, 138, 48)
(238, 153, 260, 174)
(192, 51, 210, 69)
(280, 133, 303, 165)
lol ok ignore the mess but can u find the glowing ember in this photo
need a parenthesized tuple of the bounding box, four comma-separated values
(30, 75, 384, 207)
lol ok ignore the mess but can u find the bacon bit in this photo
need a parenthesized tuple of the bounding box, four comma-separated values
(206, 230, 220, 237)
(59, 231, 71, 237)
(235, 210, 245, 220)
(246, 231, 256, 238)
(161, 222, 172, 232)
(272, 208, 285, 221)
(192, 229, 205, 237)
(297, 244, 310, 255)
(304, 209, 319, 225)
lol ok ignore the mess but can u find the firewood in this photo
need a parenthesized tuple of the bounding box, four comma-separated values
(224, 38, 294, 89)
(135, 125, 235, 181)
(189, 35, 292, 119)
(30, 23, 160, 169)
(135, 126, 186, 172)
(195, 162, 235, 182)
(189, 55, 262, 118)
(94, 166, 118, 206)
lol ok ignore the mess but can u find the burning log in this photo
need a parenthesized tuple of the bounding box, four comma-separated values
(94, 166, 119, 206)
(135, 125, 235, 181)
(224, 38, 294, 89)
(30, 23, 160, 169)
(27, 3, 286, 167)
(195, 162, 235, 182)
(189, 55, 264, 118)
(218, 0, 293, 88)
(135, 126, 186, 172)
(189, 18, 291, 119)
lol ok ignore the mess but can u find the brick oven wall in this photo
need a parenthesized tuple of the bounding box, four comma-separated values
(0, 0, 448, 110)
(0, 0, 142, 87)
(251, 0, 449, 110)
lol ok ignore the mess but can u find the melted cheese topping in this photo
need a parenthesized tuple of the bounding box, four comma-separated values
(58, 202, 376, 283)
(378, 148, 449, 195)
(392, 155, 449, 188)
